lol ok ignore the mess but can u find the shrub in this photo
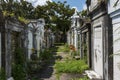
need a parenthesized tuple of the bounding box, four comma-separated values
(39, 49, 53, 61)
(27, 60, 42, 74)
(12, 47, 26, 80)
(12, 64, 26, 80)
(57, 44, 70, 52)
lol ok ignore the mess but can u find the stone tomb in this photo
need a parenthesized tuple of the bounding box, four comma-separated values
(2, 17, 26, 80)
(86, 0, 113, 80)
(27, 19, 45, 60)
(78, 22, 91, 68)
(108, 0, 120, 79)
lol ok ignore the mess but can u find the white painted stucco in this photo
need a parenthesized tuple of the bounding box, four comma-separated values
(70, 9, 80, 49)
(108, 0, 120, 14)
(113, 23, 120, 80)
(90, 0, 98, 11)
(74, 28, 77, 49)
(108, 0, 120, 80)
(67, 31, 71, 45)
(93, 26, 103, 79)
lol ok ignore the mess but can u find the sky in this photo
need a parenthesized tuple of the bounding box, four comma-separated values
(52, 0, 87, 11)
(26, 0, 86, 11)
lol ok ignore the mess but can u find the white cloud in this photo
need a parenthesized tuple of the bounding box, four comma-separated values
(83, 4, 87, 10)
(26, 0, 52, 7)
(72, 7, 78, 12)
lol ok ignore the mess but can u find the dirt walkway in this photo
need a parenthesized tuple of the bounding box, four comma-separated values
(31, 44, 84, 80)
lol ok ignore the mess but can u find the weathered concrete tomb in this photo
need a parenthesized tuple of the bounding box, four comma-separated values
(86, 0, 113, 80)
(27, 19, 45, 59)
(108, 0, 120, 80)
(44, 28, 54, 48)
(27, 19, 45, 60)
(0, 15, 27, 80)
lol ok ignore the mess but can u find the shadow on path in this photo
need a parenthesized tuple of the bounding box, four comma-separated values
(31, 45, 59, 80)
(38, 52, 56, 80)
(31, 43, 76, 80)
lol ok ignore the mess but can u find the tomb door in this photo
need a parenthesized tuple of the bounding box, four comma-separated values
(93, 26, 103, 78)
(11, 31, 21, 65)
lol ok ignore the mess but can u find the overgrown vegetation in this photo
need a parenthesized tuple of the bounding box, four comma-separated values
(55, 59, 88, 74)
(39, 49, 53, 61)
(27, 60, 42, 75)
(53, 43, 89, 80)
(57, 44, 70, 52)
(12, 47, 26, 80)
(1, 0, 75, 34)
(0, 68, 6, 80)
(70, 51, 80, 59)
(71, 76, 89, 80)
(27, 49, 53, 76)
(18, 16, 29, 24)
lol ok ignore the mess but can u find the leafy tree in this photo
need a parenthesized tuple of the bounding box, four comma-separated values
(32, 1, 75, 39)
(1, 0, 34, 18)
(1, 0, 74, 42)
(80, 10, 87, 17)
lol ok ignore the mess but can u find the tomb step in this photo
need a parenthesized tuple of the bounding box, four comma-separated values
(85, 70, 103, 80)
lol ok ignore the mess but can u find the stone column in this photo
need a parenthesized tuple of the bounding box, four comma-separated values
(74, 28, 78, 50)
(80, 31, 82, 59)
(103, 15, 113, 80)
(5, 29, 12, 79)
(72, 29, 74, 45)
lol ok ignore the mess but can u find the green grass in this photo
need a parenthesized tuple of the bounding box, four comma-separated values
(57, 44, 70, 52)
(71, 76, 89, 80)
(54, 43, 64, 45)
(54, 60, 88, 74)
